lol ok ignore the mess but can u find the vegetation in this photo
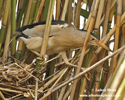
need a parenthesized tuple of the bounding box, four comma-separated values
(0, 0, 125, 100)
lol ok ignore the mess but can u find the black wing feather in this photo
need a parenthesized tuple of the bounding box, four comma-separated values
(16, 33, 29, 40)
(79, 29, 99, 40)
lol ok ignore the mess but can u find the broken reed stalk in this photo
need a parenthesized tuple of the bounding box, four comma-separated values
(40, 0, 55, 58)
(70, 0, 99, 99)
(2, 10, 11, 62)
(51, 45, 125, 93)
(91, 12, 125, 64)
(112, 0, 122, 73)
(0, 0, 11, 50)
(34, 0, 45, 23)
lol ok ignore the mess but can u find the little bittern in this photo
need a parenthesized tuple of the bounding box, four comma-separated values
(15, 20, 109, 67)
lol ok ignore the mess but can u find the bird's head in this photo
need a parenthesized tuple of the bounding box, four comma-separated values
(88, 33, 111, 51)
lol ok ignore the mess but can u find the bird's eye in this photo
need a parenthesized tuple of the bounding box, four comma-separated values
(92, 38, 95, 40)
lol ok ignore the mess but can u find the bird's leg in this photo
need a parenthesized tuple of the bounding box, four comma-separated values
(29, 48, 61, 64)
(60, 51, 78, 67)
(60, 51, 85, 71)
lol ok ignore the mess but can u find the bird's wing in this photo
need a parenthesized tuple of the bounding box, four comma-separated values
(16, 20, 71, 38)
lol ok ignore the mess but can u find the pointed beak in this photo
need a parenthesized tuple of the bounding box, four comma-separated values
(92, 40, 111, 51)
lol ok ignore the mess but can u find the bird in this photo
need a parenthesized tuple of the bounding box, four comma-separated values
(15, 20, 110, 68)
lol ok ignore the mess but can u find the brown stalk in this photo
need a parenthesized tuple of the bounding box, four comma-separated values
(102, 0, 112, 38)
(60, 0, 69, 20)
(0, 91, 6, 100)
(56, 0, 60, 20)
(35, 79, 38, 100)
(40, 0, 55, 57)
(119, 0, 125, 47)
(18, 0, 24, 11)
(109, 1, 116, 22)
(0, 83, 34, 92)
(67, 0, 73, 23)
(8, 94, 22, 100)
(34, 0, 45, 23)
(70, 0, 99, 99)
(84, 12, 91, 30)
(100, 0, 117, 26)
(94, 0, 105, 30)
(112, 0, 122, 73)
(74, 0, 81, 28)
(0, 87, 23, 94)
